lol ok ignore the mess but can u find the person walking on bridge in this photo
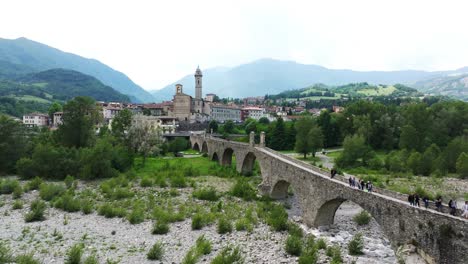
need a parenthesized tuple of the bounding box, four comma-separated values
(448, 200, 457, 216)
(414, 194, 420, 207)
(462, 201, 468, 219)
(435, 196, 443, 212)
(408, 194, 415, 206)
(422, 196, 429, 209)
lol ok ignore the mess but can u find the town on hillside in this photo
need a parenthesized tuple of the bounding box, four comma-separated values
(20, 66, 344, 133)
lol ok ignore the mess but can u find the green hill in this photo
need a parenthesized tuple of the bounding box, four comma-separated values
(0, 37, 154, 102)
(268, 82, 422, 101)
(0, 68, 129, 117)
(414, 74, 468, 100)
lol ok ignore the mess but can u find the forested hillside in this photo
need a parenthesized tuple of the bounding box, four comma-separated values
(0, 69, 129, 117)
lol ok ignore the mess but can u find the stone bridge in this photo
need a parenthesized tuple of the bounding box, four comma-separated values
(190, 132, 468, 264)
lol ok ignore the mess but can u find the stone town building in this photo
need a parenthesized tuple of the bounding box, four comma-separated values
(22, 113, 49, 127)
(168, 66, 210, 122)
(210, 104, 241, 122)
(53, 112, 63, 127)
(132, 114, 177, 134)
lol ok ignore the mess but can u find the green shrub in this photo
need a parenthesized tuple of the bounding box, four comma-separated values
(25, 199, 46, 222)
(98, 203, 126, 218)
(348, 233, 364, 255)
(152, 221, 170, 234)
(193, 187, 219, 201)
(211, 246, 243, 264)
(235, 218, 253, 232)
(12, 200, 23, 210)
(266, 204, 288, 231)
(182, 248, 198, 264)
(196, 235, 212, 255)
(230, 179, 256, 201)
(0, 179, 20, 194)
(13, 185, 23, 199)
(65, 243, 84, 264)
(316, 238, 327, 250)
(26, 177, 43, 191)
(170, 174, 187, 188)
(147, 242, 164, 260)
(84, 254, 98, 264)
(15, 253, 41, 264)
(191, 213, 205, 230)
(39, 183, 66, 201)
(288, 221, 304, 237)
(140, 177, 153, 187)
(0, 242, 13, 263)
(285, 235, 302, 256)
(54, 193, 81, 212)
(155, 176, 167, 188)
(217, 217, 233, 234)
(111, 187, 133, 200)
(127, 208, 145, 224)
(64, 175, 75, 189)
(81, 199, 94, 214)
(353, 210, 371, 226)
(298, 252, 318, 264)
(330, 245, 343, 264)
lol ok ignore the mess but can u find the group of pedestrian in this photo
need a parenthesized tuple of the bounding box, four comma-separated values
(410, 194, 468, 219)
(347, 176, 373, 192)
(408, 193, 421, 207)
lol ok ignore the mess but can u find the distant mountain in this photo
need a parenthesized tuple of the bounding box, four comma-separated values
(0, 37, 154, 102)
(0, 69, 129, 117)
(152, 58, 467, 101)
(414, 73, 468, 100)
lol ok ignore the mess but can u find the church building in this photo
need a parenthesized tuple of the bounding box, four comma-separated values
(169, 66, 210, 122)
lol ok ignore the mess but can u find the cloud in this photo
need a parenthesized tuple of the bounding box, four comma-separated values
(1, 0, 468, 90)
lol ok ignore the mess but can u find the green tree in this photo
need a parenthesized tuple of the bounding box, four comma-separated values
(399, 125, 420, 151)
(456, 152, 468, 178)
(223, 120, 235, 134)
(259, 117, 270, 125)
(420, 144, 440, 176)
(56, 96, 101, 148)
(169, 138, 189, 155)
(208, 120, 218, 133)
(48, 102, 62, 121)
(269, 117, 287, 150)
(335, 134, 374, 168)
(128, 121, 162, 165)
(0, 115, 28, 173)
(294, 117, 314, 158)
(80, 138, 118, 179)
(111, 109, 133, 140)
(308, 125, 324, 158)
(407, 152, 422, 175)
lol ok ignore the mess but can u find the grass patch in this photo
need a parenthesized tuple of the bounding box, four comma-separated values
(348, 233, 364, 255)
(39, 183, 66, 201)
(193, 187, 219, 201)
(0, 179, 20, 195)
(285, 235, 302, 256)
(54, 193, 81, 212)
(211, 245, 243, 264)
(12, 200, 24, 210)
(230, 178, 256, 201)
(98, 203, 126, 218)
(15, 253, 41, 264)
(25, 199, 46, 222)
(353, 210, 371, 226)
(147, 242, 164, 261)
(127, 207, 145, 224)
(217, 217, 233, 234)
(65, 243, 84, 264)
(152, 221, 170, 235)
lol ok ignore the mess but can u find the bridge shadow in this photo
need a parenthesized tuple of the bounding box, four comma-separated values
(201, 141, 208, 153)
(192, 142, 200, 152)
(241, 152, 261, 176)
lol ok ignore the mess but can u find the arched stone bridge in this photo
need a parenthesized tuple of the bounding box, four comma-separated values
(190, 132, 468, 264)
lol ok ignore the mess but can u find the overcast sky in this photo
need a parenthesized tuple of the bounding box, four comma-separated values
(1, 0, 468, 90)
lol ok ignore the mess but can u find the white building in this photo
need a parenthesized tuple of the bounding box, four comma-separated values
(23, 113, 49, 127)
(53, 112, 63, 127)
(210, 105, 241, 122)
(241, 107, 267, 121)
(131, 114, 178, 134)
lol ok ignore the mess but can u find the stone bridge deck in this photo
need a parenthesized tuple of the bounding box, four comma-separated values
(190, 133, 468, 264)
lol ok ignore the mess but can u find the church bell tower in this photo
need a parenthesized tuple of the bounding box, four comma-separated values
(195, 66, 202, 99)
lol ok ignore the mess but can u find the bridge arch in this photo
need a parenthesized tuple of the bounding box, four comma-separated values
(212, 152, 219, 162)
(221, 148, 235, 167)
(192, 142, 200, 152)
(241, 152, 256, 176)
(270, 180, 290, 199)
(201, 141, 208, 153)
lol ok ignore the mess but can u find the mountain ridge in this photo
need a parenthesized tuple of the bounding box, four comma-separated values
(0, 37, 154, 102)
(151, 58, 467, 101)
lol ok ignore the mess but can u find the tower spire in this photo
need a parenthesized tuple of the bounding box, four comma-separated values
(194, 66, 202, 99)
